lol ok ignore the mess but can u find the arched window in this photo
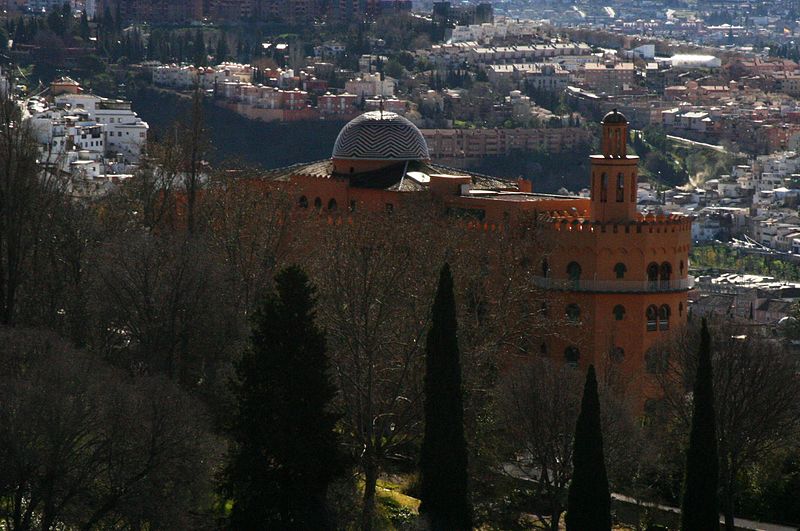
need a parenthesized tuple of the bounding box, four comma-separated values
(646, 305, 658, 331)
(328, 198, 338, 211)
(679, 302, 684, 317)
(660, 262, 672, 288)
(314, 197, 322, 210)
(616, 172, 625, 202)
(630, 173, 637, 202)
(659, 304, 671, 330)
(647, 263, 659, 289)
(567, 261, 582, 282)
(679, 260, 685, 276)
(600, 173, 608, 203)
(541, 259, 550, 278)
(614, 262, 627, 279)
(566, 304, 581, 323)
(298, 195, 308, 208)
(611, 347, 625, 362)
(565, 346, 580, 367)
(613, 305, 626, 321)
(540, 342, 548, 356)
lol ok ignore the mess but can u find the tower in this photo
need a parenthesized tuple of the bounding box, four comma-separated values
(590, 109, 638, 223)
(535, 109, 692, 403)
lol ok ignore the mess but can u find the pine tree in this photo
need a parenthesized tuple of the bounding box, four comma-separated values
(226, 266, 343, 529)
(680, 318, 719, 531)
(419, 263, 472, 531)
(566, 365, 611, 531)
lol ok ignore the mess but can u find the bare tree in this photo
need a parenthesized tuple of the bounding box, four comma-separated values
(301, 205, 440, 530)
(19, 198, 98, 346)
(298, 199, 550, 529)
(498, 355, 639, 530)
(205, 169, 295, 321)
(499, 359, 583, 530)
(0, 327, 219, 531)
(654, 320, 800, 530)
(180, 86, 211, 235)
(0, 93, 65, 325)
(90, 230, 223, 386)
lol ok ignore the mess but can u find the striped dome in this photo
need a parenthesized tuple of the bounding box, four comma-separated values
(332, 111, 430, 161)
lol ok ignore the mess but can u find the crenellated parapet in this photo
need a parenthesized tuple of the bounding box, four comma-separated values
(543, 212, 693, 235)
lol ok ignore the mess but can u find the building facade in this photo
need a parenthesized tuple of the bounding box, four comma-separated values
(96, 0, 203, 23)
(583, 63, 637, 94)
(261, 110, 692, 399)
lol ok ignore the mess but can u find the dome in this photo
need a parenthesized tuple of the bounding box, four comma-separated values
(332, 111, 430, 161)
(602, 109, 628, 125)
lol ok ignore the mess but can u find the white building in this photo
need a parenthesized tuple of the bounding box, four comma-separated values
(24, 84, 145, 197)
(152, 63, 254, 91)
(450, 19, 542, 43)
(344, 73, 396, 98)
(54, 93, 149, 161)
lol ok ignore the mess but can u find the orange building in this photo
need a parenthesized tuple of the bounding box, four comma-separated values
(263, 109, 692, 398)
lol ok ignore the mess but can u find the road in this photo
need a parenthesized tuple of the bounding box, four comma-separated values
(665, 134, 729, 153)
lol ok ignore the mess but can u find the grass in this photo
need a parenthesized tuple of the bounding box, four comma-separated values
(352, 474, 422, 528)
(376, 478, 421, 513)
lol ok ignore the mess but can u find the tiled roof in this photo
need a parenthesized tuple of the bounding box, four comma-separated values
(260, 159, 517, 191)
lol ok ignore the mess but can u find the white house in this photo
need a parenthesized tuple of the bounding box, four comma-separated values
(55, 94, 148, 161)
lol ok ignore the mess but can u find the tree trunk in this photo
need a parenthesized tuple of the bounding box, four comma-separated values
(721, 456, 735, 531)
(361, 456, 378, 531)
(550, 509, 562, 531)
(279, 468, 290, 525)
(723, 478, 735, 531)
(187, 177, 196, 235)
(3, 249, 18, 325)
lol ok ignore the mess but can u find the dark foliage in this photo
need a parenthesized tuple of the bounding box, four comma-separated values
(419, 263, 472, 531)
(566, 365, 611, 531)
(0, 328, 217, 530)
(680, 319, 719, 531)
(226, 266, 343, 529)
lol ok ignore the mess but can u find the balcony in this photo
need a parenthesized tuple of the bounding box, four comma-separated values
(533, 276, 695, 293)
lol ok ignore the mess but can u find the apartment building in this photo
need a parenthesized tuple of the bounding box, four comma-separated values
(422, 127, 591, 158)
(583, 63, 636, 95)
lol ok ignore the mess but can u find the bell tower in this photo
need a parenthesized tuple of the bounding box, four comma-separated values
(589, 110, 639, 223)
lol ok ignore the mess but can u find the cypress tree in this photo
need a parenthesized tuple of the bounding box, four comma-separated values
(566, 365, 611, 531)
(193, 30, 206, 66)
(216, 32, 229, 63)
(226, 266, 343, 529)
(680, 318, 719, 531)
(419, 263, 472, 531)
(78, 11, 90, 41)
